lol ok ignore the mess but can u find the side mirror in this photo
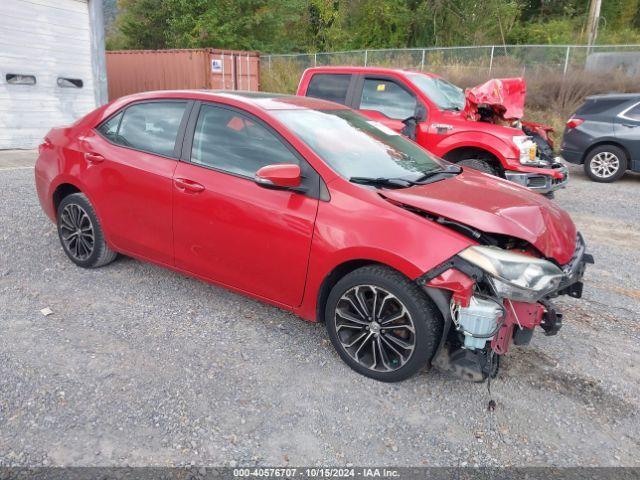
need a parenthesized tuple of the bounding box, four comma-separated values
(255, 163, 303, 190)
(414, 103, 427, 122)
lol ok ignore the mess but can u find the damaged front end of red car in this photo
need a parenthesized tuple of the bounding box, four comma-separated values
(379, 166, 593, 382)
(415, 234, 593, 382)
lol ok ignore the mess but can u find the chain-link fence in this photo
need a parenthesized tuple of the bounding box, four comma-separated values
(260, 44, 640, 93)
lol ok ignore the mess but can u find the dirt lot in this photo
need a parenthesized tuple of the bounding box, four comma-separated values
(0, 150, 639, 467)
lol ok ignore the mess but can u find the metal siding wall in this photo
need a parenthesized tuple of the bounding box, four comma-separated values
(0, 0, 97, 149)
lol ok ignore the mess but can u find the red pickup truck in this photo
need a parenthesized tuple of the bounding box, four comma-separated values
(296, 67, 568, 195)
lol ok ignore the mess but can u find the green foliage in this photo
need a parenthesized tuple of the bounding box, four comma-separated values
(107, 0, 640, 52)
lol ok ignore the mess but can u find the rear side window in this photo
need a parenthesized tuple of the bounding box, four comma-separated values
(621, 102, 640, 121)
(190, 104, 299, 177)
(576, 99, 625, 116)
(97, 112, 123, 142)
(306, 74, 351, 105)
(360, 79, 417, 120)
(99, 102, 187, 157)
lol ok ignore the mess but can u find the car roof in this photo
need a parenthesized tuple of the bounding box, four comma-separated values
(115, 90, 348, 111)
(302, 66, 439, 78)
(585, 93, 640, 101)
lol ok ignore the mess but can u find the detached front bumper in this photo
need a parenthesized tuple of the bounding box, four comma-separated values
(504, 160, 569, 194)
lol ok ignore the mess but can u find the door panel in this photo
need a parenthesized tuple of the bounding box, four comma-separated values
(172, 163, 317, 306)
(81, 101, 189, 263)
(358, 109, 406, 134)
(172, 103, 319, 306)
(83, 132, 178, 263)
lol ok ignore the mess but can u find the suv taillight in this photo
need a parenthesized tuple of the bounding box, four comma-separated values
(566, 117, 584, 129)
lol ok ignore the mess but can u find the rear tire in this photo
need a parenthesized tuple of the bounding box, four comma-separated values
(584, 145, 627, 183)
(57, 193, 117, 268)
(457, 158, 498, 176)
(324, 265, 442, 382)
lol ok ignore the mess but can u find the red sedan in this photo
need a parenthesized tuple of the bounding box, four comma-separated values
(35, 91, 592, 382)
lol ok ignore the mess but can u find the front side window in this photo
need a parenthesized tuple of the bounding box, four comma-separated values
(191, 104, 299, 177)
(360, 79, 417, 120)
(273, 108, 444, 181)
(110, 102, 187, 157)
(306, 74, 352, 105)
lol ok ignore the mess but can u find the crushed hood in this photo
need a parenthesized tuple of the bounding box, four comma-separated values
(465, 77, 526, 121)
(381, 169, 577, 265)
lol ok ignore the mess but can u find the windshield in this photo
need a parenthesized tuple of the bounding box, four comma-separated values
(406, 73, 466, 111)
(272, 109, 445, 181)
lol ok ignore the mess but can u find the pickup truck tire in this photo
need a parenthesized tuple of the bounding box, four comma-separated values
(457, 158, 498, 176)
(584, 145, 627, 183)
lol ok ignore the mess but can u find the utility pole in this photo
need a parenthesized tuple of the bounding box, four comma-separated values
(586, 0, 602, 47)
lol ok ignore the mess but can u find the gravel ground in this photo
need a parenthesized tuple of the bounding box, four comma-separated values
(0, 150, 638, 467)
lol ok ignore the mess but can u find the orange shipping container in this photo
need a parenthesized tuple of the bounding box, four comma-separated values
(106, 48, 260, 100)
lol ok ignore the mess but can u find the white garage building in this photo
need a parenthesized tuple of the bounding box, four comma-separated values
(0, 0, 107, 149)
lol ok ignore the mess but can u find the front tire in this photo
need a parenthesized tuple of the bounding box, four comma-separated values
(584, 145, 627, 183)
(57, 193, 117, 268)
(325, 265, 442, 382)
(457, 158, 498, 176)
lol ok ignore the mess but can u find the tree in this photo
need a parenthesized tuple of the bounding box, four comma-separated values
(106, 0, 640, 52)
(115, 0, 172, 49)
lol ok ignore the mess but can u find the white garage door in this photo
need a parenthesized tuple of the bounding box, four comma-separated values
(0, 0, 97, 149)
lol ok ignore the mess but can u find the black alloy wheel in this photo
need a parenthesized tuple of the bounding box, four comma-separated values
(56, 193, 118, 268)
(325, 265, 442, 382)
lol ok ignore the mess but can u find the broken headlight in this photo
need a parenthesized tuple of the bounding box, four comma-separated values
(458, 246, 564, 302)
(512, 135, 537, 165)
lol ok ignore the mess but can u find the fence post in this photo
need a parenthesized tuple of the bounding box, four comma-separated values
(364, 50, 368, 66)
(268, 55, 271, 73)
(563, 46, 571, 76)
(314, 53, 317, 67)
(420, 49, 425, 70)
(489, 46, 495, 74)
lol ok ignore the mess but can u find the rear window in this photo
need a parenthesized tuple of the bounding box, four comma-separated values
(306, 74, 351, 105)
(621, 102, 640, 121)
(576, 98, 627, 116)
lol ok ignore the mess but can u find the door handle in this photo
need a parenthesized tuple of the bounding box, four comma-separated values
(84, 152, 105, 164)
(622, 123, 639, 128)
(174, 177, 205, 193)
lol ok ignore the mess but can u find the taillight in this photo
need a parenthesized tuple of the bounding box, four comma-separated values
(566, 118, 584, 129)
